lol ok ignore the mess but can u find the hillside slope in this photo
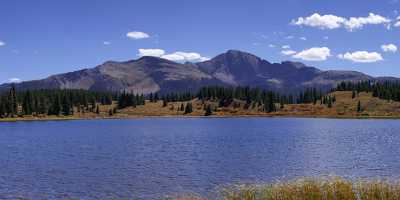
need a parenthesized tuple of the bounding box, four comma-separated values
(0, 50, 396, 94)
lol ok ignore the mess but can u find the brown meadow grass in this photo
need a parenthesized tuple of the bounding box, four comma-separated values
(173, 177, 400, 200)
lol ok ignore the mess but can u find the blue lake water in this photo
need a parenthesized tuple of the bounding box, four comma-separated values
(1, 118, 400, 199)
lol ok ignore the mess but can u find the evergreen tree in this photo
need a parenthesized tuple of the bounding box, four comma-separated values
(184, 103, 193, 114)
(61, 95, 71, 115)
(22, 90, 33, 115)
(162, 99, 167, 107)
(327, 97, 332, 108)
(204, 105, 212, 116)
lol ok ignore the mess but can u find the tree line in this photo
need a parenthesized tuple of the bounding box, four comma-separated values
(0, 87, 114, 118)
(335, 80, 400, 102)
(0, 84, 335, 118)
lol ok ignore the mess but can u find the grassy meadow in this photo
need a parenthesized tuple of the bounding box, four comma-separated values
(2, 91, 400, 122)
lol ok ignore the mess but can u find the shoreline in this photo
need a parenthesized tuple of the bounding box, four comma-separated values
(1, 113, 400, 123)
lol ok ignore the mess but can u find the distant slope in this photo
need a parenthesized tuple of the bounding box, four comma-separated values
(0, 50, 397, 94)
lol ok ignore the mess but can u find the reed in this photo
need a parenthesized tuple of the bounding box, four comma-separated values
(174, 177, 400, 200)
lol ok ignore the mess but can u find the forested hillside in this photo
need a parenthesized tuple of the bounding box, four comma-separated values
(1, 81, 400, 120)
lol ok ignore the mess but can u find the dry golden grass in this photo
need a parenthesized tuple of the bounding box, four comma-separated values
(278, 91, 400, 118)
(173, 177, 400, 200)
(2, 91, 400, 122)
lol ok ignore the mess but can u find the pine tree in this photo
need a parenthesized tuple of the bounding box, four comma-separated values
(162, 99, 167, 107)
(7, 86, 18, 117)
(0, 100, 5, 118)
(184, 103, 193, 114)
(22, 90, 33, 115)
(49, 94, 62, 115)
(61, 95, 71, 116)
(327, 97, 332, 108)
(204, 105, 212, 116)
(357, 100, 362, 113)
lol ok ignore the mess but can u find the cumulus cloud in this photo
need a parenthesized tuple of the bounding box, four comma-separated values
(299, 37, 307, 40)
(103, 41, 111, 45)
(292, 47, 331, 61)
(126, 31, 150, 39)
(162, 52, 209, 62)
(338, 51, 383, 63)
(137, 49, 209, 62)
(282, 45, 291, 49)
(7, 78, 21, 83)
(281, 50, 297, 56)
(381, 44, 398, 52)
(268, 44, 276, 48)
(344, 13, 391, 30)
(291, 13, 391, 31)
(0, 41, 5, 46)
(292, 13, 345, 29)
(395, 16, 400, 27)
(138, 48, 165, 57)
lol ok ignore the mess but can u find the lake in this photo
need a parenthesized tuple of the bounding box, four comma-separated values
(1, 118, 400, 199)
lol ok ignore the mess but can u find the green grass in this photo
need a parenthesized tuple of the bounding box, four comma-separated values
(173, 177, 400, 200)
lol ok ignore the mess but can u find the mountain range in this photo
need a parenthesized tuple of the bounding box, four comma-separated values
(1, 50, 396, 94)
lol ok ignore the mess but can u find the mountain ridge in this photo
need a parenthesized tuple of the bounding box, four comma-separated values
(1, 50, 397, 94)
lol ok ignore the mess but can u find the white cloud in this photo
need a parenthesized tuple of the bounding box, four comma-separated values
(162, 52, 210, 62)
(293, 47, 331, 61)
(103, 41, 111, 45)
(281, 50, 297, 56)
(7, 78, 21, 83)
(282, 45, 291, 49)
(268, 44, 276, 48)
(395, 16, 400, 27)
(126, 31, 150, 39)
(291, 13, 391, 31)
(323, 36, 329, 40)
(137, 49, 209, 62)
(344, 13, 391, 31)
(138, 48, 165, 57)
(299, 37, 307, 40)
(338, 51, 383, 63)
(381, 44, 397, 52)
(291, 13, 346, 29)
(0, 41, 5, 46)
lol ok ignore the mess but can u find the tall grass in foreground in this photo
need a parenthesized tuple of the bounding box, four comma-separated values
(173, 177, 400, 200)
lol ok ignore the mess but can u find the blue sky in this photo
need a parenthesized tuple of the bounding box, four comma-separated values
(1, 0, 400, 83)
